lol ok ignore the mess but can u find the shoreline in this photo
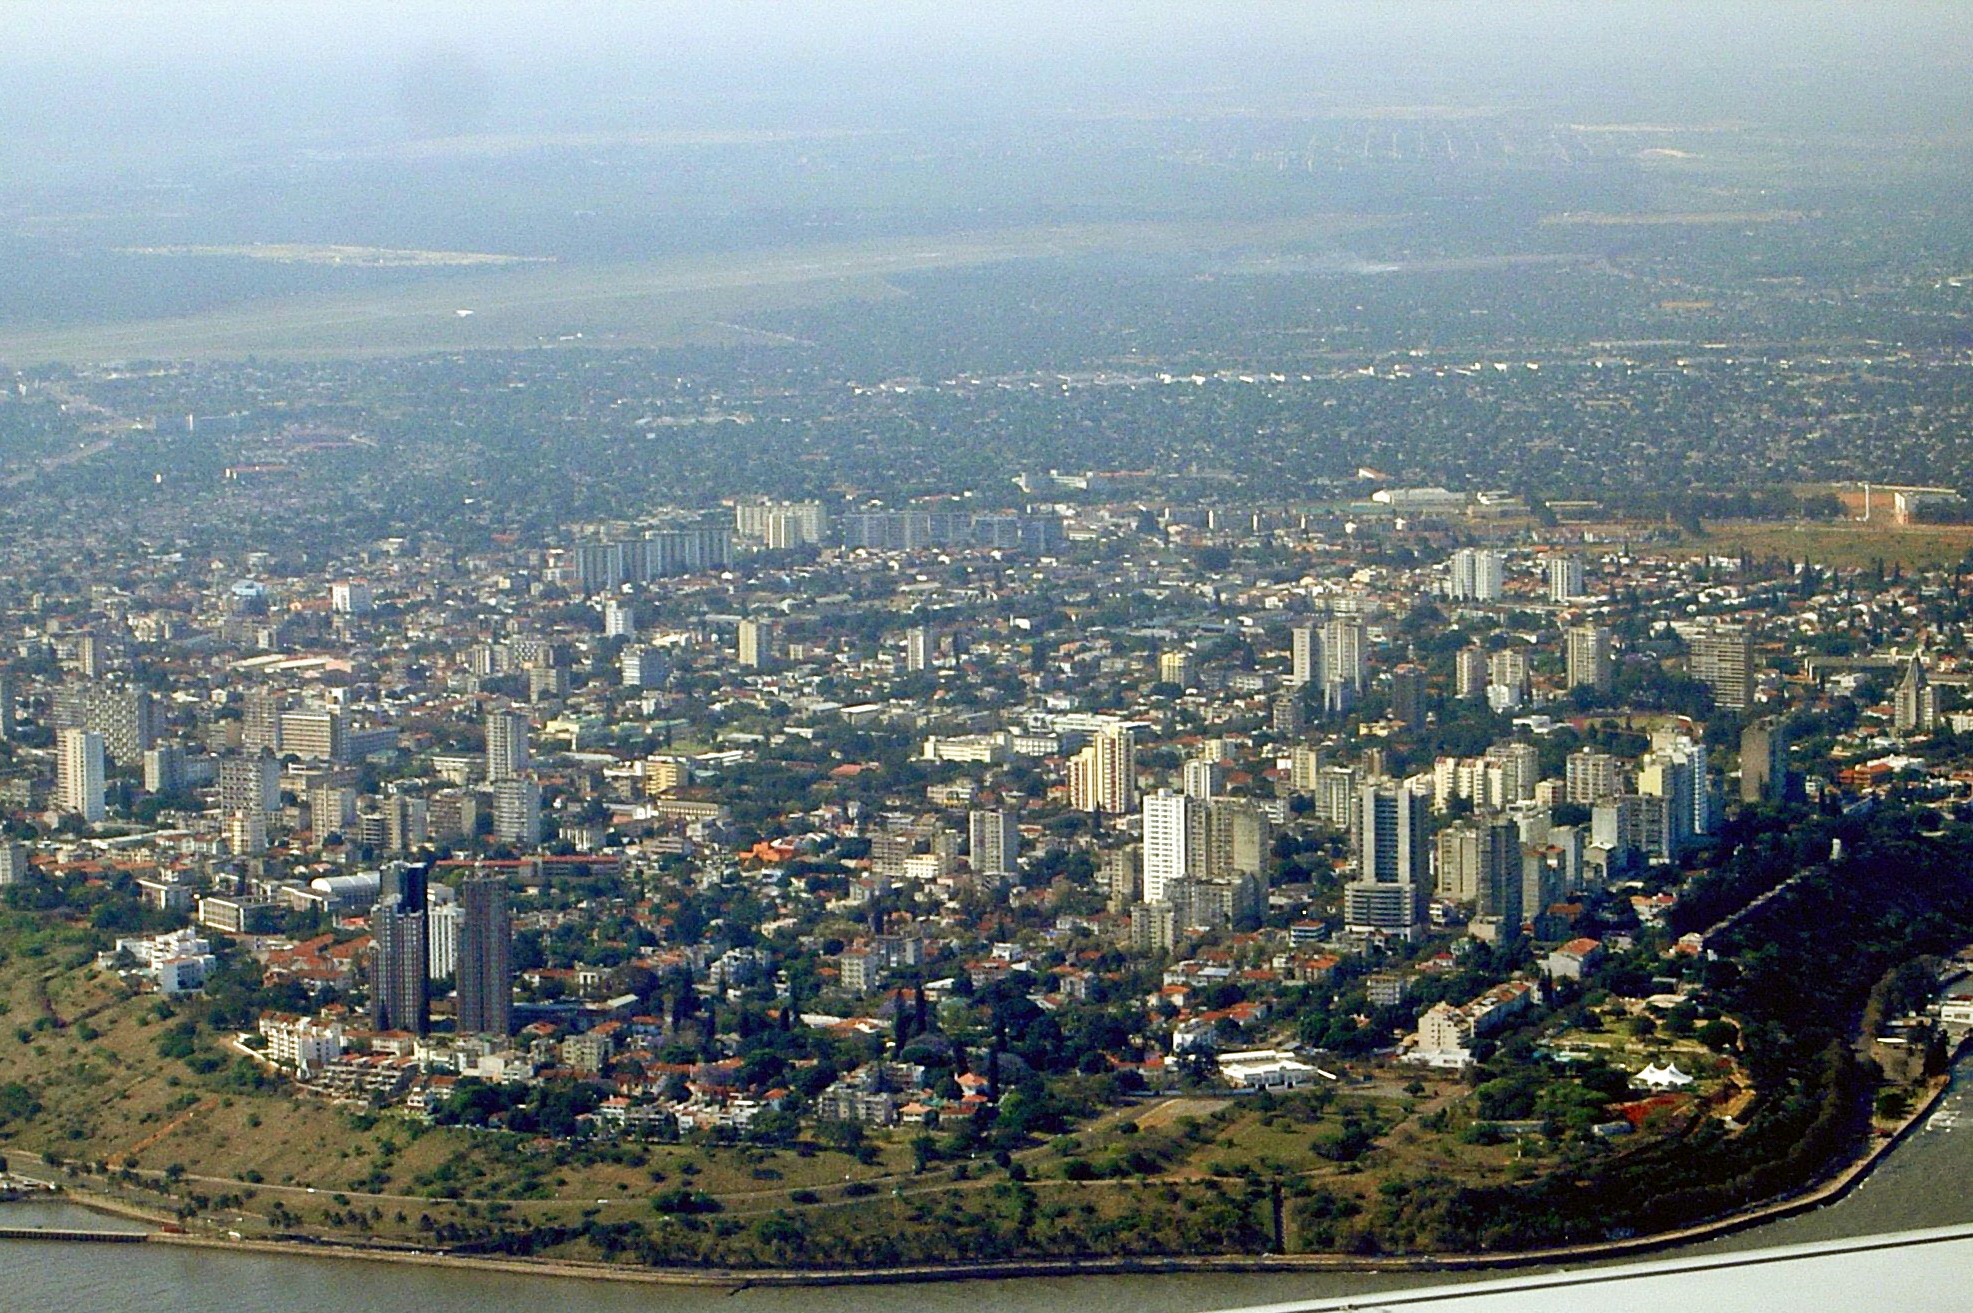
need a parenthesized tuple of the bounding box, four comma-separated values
(8, 1068, 1931, 1290)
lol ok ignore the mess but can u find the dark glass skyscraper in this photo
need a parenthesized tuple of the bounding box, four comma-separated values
(369, 894, 428, 1035)
(457, 872, 512, 1037)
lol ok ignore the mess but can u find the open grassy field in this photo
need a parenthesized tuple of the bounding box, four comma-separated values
(0, 216, 1389, 366)
(1684, 519, 1973, 571)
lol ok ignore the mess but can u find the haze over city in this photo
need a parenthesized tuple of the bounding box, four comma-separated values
(2, 5, 1973, 1311)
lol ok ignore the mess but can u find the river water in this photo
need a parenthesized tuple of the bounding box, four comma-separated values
(10, 1066, 1973, 1313)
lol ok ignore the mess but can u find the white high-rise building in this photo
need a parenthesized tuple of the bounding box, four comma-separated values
(1289, 744, 1326, 792)
(1566, 748, 1624, 805)
(1181, 757, 1224, 801)
(905, 626, 933, 673)
(1320, 616, 1366, 712)
(1547, 557, 1586, 602)
(1566, 626, 1614, 691)
(427, 900, 462, 980)
(218, 751, 281, 818)
(1487, 647, 1529, 712)
(330, 581, 375, 614)
(1290, 624, 1320, 687)
(737, 617, 779, 670)
(1068, 724, 1137, 815)
(58, 728, 106, 823)
(491, 777, 541, 848)
(485, 710, 530, 782)
(1448, 548, 1505, 601)
(968, 809, 1020, 878)
(1484, 741, 1542, 804)
(602, 599, 636, 639)
(1142, 789, 1195, 905)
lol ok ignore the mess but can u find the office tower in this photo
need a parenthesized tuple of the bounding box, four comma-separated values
(1435, 817, 1483, 901)
(224, 810, 268, 856)
(1487, 647, 1529, 712)
(457, 874, 513, 1037)
(905, 626, 933, 673)
(526, 664, 569, 702)
(1101, 845, 1140, 911)
(1388, 664, 1426, 730)
(1477, 817, 1525, 932)
(0, 671, 13, 739)
(602, 599, 636, 639)
(330, 581, 375, 614)
(1320, 616, 1366, 713)
(1650, 732, 1718, 840)
(428, 789, 480, 842)
(1290, 744, 1326, 792)
(1484, 741, 1541, 804)
(279, 709, 346, 763)
(57, 728, 105, 823)
(1455, 646, 1488, 700)
(645, 755, 690, 795)
(1341, 879, 1419, 936)
(485, 709, 530, 782)
(369, 895, 429, 1035)
(1290, 625, 1319, 687)
(1356, 779, 1429, 895)
(620, 646, 666, 688)
(1159, 649, 1196, 689)
(1129, 900, 1177, 953)
(1431, 755, 1471, 810)
(1637, 749, 1697, 858)
(1181, 757, 1224, 801)
(1894, 658, 1939, 734)
(1740, 719, 1786, 804)
(382, 793, 429, 852)
(1271, 692, 1305, 737)
(1068, 724, 1136, 815)
(73, 633, 106, 678)
(734, 498, 828, 547)
(492, 776, 541, 847)
(1547, 557, 1586, 602)
(1207, 799, 1274, 884)
(1689, 623, 1754, 711)
(1141, 789, 1199, 905)
(218, 751, 282, 818)
(0, 840, 27, 887)
(379, 860, 429, 914)
(968, 809, 1021, 877)
(1566, 747, 1623, 805)
(53, 682, 159, 766)
(1566, 625, 1614, 691)
(241, 688, 284, 754)
(1438, 813, 1522, 927)
(1447, 548, 1505, 601)
(143, 744, 187, 795)
(571, 541, 628, 592)
(1312, 764, 1360, 829)
(737, 618, 778, 670)
(309, 784, 357, 836)
(642, 527, 734, 576)
(1487, 647, 1528, 692)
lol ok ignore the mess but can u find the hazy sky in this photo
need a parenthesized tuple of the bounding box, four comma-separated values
(0, 3, 1967, 169)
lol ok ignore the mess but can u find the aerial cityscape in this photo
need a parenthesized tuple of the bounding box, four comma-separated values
(3, 4, 1973, 1310)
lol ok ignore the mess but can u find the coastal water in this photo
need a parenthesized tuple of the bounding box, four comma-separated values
(10, 1064, 1973, 1313)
